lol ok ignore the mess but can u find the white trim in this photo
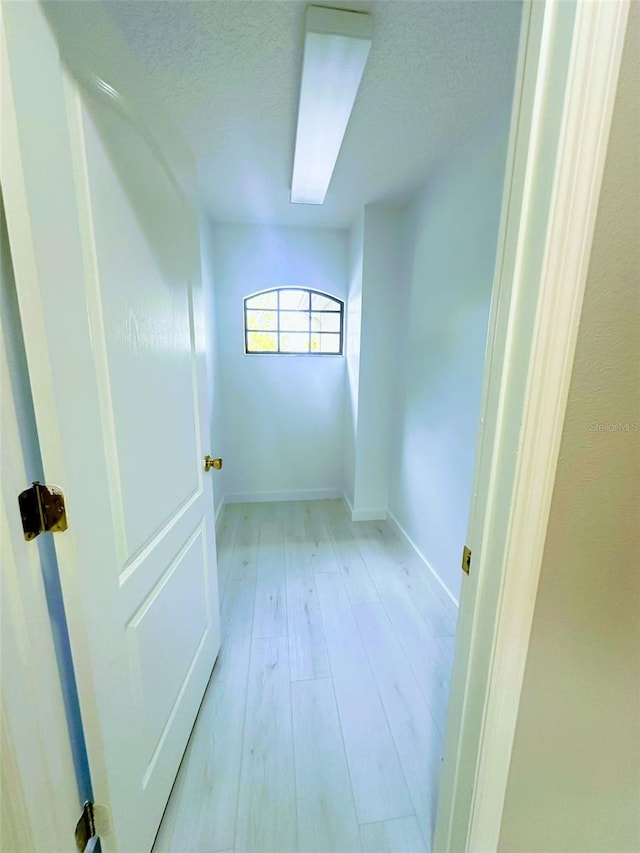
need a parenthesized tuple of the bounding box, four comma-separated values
(350, 507, 387, 522)
(435, 0, 631, 850)
(225, 488, 342, 504)
(0, 178, 80, 846)
(341, 490, 354, 517)
(468, 1, 630, 848)
(340, 492, 387, 522)
(387, 511, 459, 609)
(214, 493, 227, 529)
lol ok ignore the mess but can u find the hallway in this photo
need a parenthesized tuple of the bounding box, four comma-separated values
(153, 500, 457, 853)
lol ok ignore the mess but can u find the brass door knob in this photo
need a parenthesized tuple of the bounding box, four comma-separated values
(204, 455, 223, 472)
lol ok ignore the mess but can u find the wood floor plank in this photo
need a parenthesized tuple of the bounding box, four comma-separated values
(281, 500, 307, 539)
(253, 520, 287, 638)
(155, 500, 456, 853)
(259, 501, 280, 523)
(348, 521, 400, 580)
(315, 571, 413, 825)
(320, 501, 379, 605)
(374, 577, 453, 738)
(220, 504, 260, 645)
(353, 601, 444, 846)
(284, 528, 330, 682)
(375, 523, 457, 636)
(436, 635, 456, 669)
(298, 500, 340, 573)
(360, 816, 427, 853)
(224, 503, 261, 588)
(292, 678, 361, 853)
(152, 577, 255, 853)
(154, 504, 258, 850)
(235, 636, 297, 853)
(214, 504, 242, 605)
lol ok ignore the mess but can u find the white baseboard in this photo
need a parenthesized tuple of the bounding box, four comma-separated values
(341, 492, 387, 522)
(351, 508, 388, 521)
(387, 510, 459, 609)
(225, 488, 342, 504)
(214, 493, 227, 530)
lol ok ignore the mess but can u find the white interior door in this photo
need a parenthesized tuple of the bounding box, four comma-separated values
(1, 5, 221, 851)
(1, 191, 80, 853)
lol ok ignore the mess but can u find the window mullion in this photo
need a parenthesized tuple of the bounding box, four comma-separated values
(244, 287, 343, 354)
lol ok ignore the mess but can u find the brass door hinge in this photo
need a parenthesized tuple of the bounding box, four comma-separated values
(461, 545, 471, 575)
(75, 801, 96, 852)
(74, 801, 110, 852)
(18, 481, 67, 541)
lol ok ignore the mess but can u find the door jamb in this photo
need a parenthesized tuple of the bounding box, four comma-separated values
(0, 224, 80, 853)
(435, 1, 631, 850)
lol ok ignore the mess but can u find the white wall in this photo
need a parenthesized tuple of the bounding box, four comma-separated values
(211, 223, 348, 501)
(343, 214, 363, 509)
(499, 7, 640, 850)
(351, 203, 405, 519)
(388, 98, 514, 602)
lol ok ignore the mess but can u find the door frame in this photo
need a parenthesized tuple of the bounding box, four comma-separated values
(0, 208, 80, 851)
(0, 392, 79, 853)
(435, 0, 631, 850)
(1, 0, 630, 849)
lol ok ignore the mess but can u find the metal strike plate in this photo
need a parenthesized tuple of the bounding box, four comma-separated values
(18, 482, 68, 541)
(461, 545, 471, 575)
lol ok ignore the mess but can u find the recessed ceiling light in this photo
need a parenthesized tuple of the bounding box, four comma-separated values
(290, 6, 374, 206)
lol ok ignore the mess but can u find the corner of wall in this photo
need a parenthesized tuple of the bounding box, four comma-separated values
(198, 211, 227, 510)
(343, 213, 364, 506)
(351, 202, 407, 517)
(387, 510, 460, 609)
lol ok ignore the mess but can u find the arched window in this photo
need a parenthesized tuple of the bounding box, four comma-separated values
(244, 288, 344, 355)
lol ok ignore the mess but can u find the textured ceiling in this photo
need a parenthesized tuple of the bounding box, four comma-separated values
(101, 1, 522, 228)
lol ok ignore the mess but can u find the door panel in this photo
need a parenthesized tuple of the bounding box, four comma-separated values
(130, 527, 209, 766)
(77, 97, 200, 562)
(1, 5, 221, 851)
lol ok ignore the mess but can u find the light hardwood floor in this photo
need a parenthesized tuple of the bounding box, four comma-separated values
(153, 500, 457, 853)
